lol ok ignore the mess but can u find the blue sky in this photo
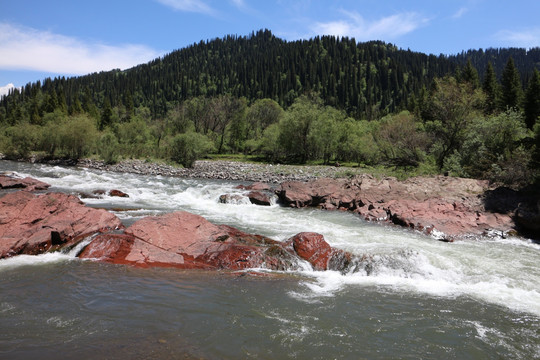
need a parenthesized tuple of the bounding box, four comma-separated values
(1, 0, 540, 96)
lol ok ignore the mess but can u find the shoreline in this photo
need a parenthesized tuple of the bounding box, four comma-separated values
(77, 158, 353, 183)
(3, 157, 539, 240)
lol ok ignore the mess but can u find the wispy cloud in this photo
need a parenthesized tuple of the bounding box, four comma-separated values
(0, 83, 16, 97)
(0, 23, 161, 75)
(231, 0, 245, 8)
(452, 7, 468, 19)
(312, 11, 429, 41)
(495, 28, 540, 49)
(155, 0, 215, 15)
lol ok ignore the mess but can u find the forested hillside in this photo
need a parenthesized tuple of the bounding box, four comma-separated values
(1, 29, 460, 121)
(1, 29, 540, 186)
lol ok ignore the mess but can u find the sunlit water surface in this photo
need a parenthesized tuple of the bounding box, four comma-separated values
(1, 161, 539, 359)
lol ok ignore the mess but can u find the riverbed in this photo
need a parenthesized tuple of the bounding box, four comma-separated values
(1, 160, 539, 359)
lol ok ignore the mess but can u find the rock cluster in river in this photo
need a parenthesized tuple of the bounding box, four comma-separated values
(276, 175, 536, 241)
(0, 178, 360, 272)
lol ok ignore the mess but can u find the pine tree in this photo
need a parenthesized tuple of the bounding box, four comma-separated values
(482, 62, 499, 114)
(99, 98, 113, 130)
(500, 57, 523, 110)
(524, 69, 540, 129)
(69, 96, 83, 115)
(461, 59, 479, 88)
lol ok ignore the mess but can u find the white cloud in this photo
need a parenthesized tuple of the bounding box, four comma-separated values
(452, 7, 468, 19)
(495, 28, 540, 49)
(155, 0, 215, 15)
(231, 0, 245, 7)
(312, 11, 429, 41)
(0, 23, 161, 75)
(0, 83, 16, 97)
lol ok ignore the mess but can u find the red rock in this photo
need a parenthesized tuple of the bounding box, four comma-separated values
(287, 232, 354, 271)
(235, 182, 273, 191)
(246, 182, 272, 191)
(290, 232, 333, 270)
(0, 191, 123, 258)
(78, 233, 207, 269)
(0, 175, 50, 191)
(247, 191, 273, 206)
(278, 175, 520, 240)
(81, 211, 299, 270)
(80, 211, 353, 271)
(109, 189, 129, 197)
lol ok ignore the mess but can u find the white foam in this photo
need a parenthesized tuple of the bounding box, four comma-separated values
(0, 237, 93, 271)
(4, 162, 540, 317)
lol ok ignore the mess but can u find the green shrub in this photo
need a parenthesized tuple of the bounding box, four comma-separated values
(4, 123, 40, 158)
(169, 132, 214, 168)
(97, 132, 120, 164)
(58, 114, 98, 159)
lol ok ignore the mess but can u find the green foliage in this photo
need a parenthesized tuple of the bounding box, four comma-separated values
(97, 131, 120, 164)
(114, 116, 154, 158)
(58, 114, 98, 159)
(375, 111, 428, 168)
(226, 97, 248, 153)
(169, 131, 214, 168)
(500, 57, 523, 111)
(278, 95, 323, 163)
(482, 62, 500, 115)
(423, 76, 485, 169)
(530, 123, 540, 173)
(1, 32, 539, 187)
(460, 59, 480, 89)
(259, 123, 281, 162)
(524, 69, 540, 129)
(308, 106, 345, 164)
(39, 118, 63, 156)
(443, 109, 531, 184)
(336, 119, 379, 165)
(3, 123, 40, 158)
(99, 98, 113, 130)
(245, 98, 284, 140)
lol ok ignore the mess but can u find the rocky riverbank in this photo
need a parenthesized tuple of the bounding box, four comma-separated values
(76, 158, 350, 183)
(276, 176, 540, 241)
(4, 157, 540, 240)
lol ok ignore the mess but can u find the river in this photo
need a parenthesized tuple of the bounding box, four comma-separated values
(1, 160, 539, 359)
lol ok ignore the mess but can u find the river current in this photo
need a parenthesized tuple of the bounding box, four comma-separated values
(1, 161, 539, 359)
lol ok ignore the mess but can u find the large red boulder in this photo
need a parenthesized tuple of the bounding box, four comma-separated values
(80, 211, 300, 270)
(0, 191, 123, 258)
(0, 175, 50, 191)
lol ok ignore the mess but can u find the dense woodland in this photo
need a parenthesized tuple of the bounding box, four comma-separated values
(1, 30, 540, 186)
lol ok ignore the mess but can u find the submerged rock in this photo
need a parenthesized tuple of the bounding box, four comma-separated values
(0, 191, 123, 258)
(219, 193, 250, 205)
(247, 191, 273, 206)
(109, 189, 129, 198)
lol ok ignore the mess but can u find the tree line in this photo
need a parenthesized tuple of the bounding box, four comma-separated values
(0, 31, 539, 186)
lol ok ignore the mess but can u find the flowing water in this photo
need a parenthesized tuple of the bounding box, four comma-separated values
(1, 161, 539, 359)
